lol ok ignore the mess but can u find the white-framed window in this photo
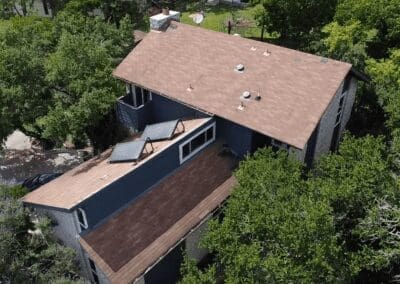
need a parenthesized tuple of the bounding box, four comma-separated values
(126, 84, 152, 108)
(88, 258, 99, 284)
(179, 123, 216, 164)
(76, 208, 88, 231)
(271, 139, 289, 150)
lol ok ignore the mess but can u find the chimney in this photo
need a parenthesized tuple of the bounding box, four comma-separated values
(150, 10, 180, 31)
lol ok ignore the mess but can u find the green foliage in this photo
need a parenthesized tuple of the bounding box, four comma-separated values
(180, 254, 216, 284)
(198, 149, 346, 283)
(0, 184, 28, 199)
(65, 0, 143, 27)
(0, 16, 56, 142)
(311, 135, 395, 224)
(353, 201, 400, 274)
(36, 11, 133, 147)
(253, 0, 337, 48)
(315, 21, 377, 70)
(334, 0, 400, 55)
(181, 4, 263, 39)
(0, 185, 81, 283)
(0, 0, 35, 18)
(0, 8, 134, 149)
(311, 135, 400, 279)
(367, 50, 400, 154)
(183, 135, 400, 282)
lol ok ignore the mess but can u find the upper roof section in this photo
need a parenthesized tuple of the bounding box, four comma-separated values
(23, 118, 210, 210)
(113, 22, 352, 149)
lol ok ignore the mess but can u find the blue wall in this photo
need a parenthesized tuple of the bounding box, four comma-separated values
(116, 93, 207, 132)
(79, 118, 215, 229)
(116, 99, 153, 131)
(216, 117, 253, 157)
(150, 94, 206, 124)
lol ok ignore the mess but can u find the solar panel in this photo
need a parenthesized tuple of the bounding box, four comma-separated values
(109, 140, 147, 163)
(141, 119, 183, 141)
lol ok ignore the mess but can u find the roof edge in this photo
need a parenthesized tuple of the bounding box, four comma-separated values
(350, 67, 370, 82)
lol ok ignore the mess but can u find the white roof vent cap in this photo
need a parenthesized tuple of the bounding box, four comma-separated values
(242, 91, 251, 99)
(235, 64, 245, 72)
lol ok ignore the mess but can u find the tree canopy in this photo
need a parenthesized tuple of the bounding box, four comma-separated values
(182, 135, 400, 283)
(251, 0, 338, 48)
(367, 50, 400, 155)
(0, 6, 134, 150)
(0, 185, 81, 283)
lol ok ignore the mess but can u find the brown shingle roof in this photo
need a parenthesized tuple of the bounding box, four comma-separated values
(22, 118, 209, 209)
(80, 142, 237, 283)
(113, 22, 352, 149)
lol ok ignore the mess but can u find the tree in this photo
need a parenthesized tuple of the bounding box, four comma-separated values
(367, 49, 400, 155)
(0, 16, 56, 143)
(193, 149, 347, 283)
(310, 135, 400, 281)
(37, 10, 133, 149)
(250, 0, 338, 48)
(65, 0, 144, 27)
(0, 185, 82, 283)
(0, 8, 134, 150)
(0, 0, 35, 18)
(180, 254, 216, 284)
(182, 135, 400, 282)
(311, 20, 377, 71)
(334, 0, 400, 57)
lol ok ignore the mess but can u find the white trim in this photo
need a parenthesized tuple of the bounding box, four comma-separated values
(77, 208, 88, 231)
(130, 84, 152, 108)
(179, 122, 216, 164)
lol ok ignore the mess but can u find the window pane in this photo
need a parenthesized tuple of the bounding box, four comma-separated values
(342, 76, 351, 93)
(134, 86, 142, 106)
(335, 112, 341, 124)
(93, 272, 99, 284)
(182, 143, 190, 158)
(191, 133, 206, 151)
(206, 127, 214, 141)
(89, 259, 96, 271)
(339, 96, 345, 107)
(143, 89, 150, 104)
(77, 209, 85, 225)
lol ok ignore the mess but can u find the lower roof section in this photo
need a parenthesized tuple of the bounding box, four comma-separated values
(80, 142, 238, 283)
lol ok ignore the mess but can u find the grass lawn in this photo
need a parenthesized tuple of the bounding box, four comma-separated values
(181, 3, 264, 39)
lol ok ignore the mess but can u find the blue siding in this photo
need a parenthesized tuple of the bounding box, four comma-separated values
(79, 119, 215, 229)
(216, 117, 253, 157)
(116, 99, 152, 131)
(151, 94, 206, 123)
(116, 93, 207, 132)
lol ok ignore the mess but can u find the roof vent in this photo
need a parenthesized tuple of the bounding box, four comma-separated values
(321, 57, 329, 63)
(263, 50, 271, 57)
(235, 64, 245, 72)
(255, 94, 261, 101)
(241, 91, 251, 99)
(250, 46, 257, 51)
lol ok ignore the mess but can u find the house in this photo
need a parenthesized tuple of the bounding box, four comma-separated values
(22, 11, 363, 284)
